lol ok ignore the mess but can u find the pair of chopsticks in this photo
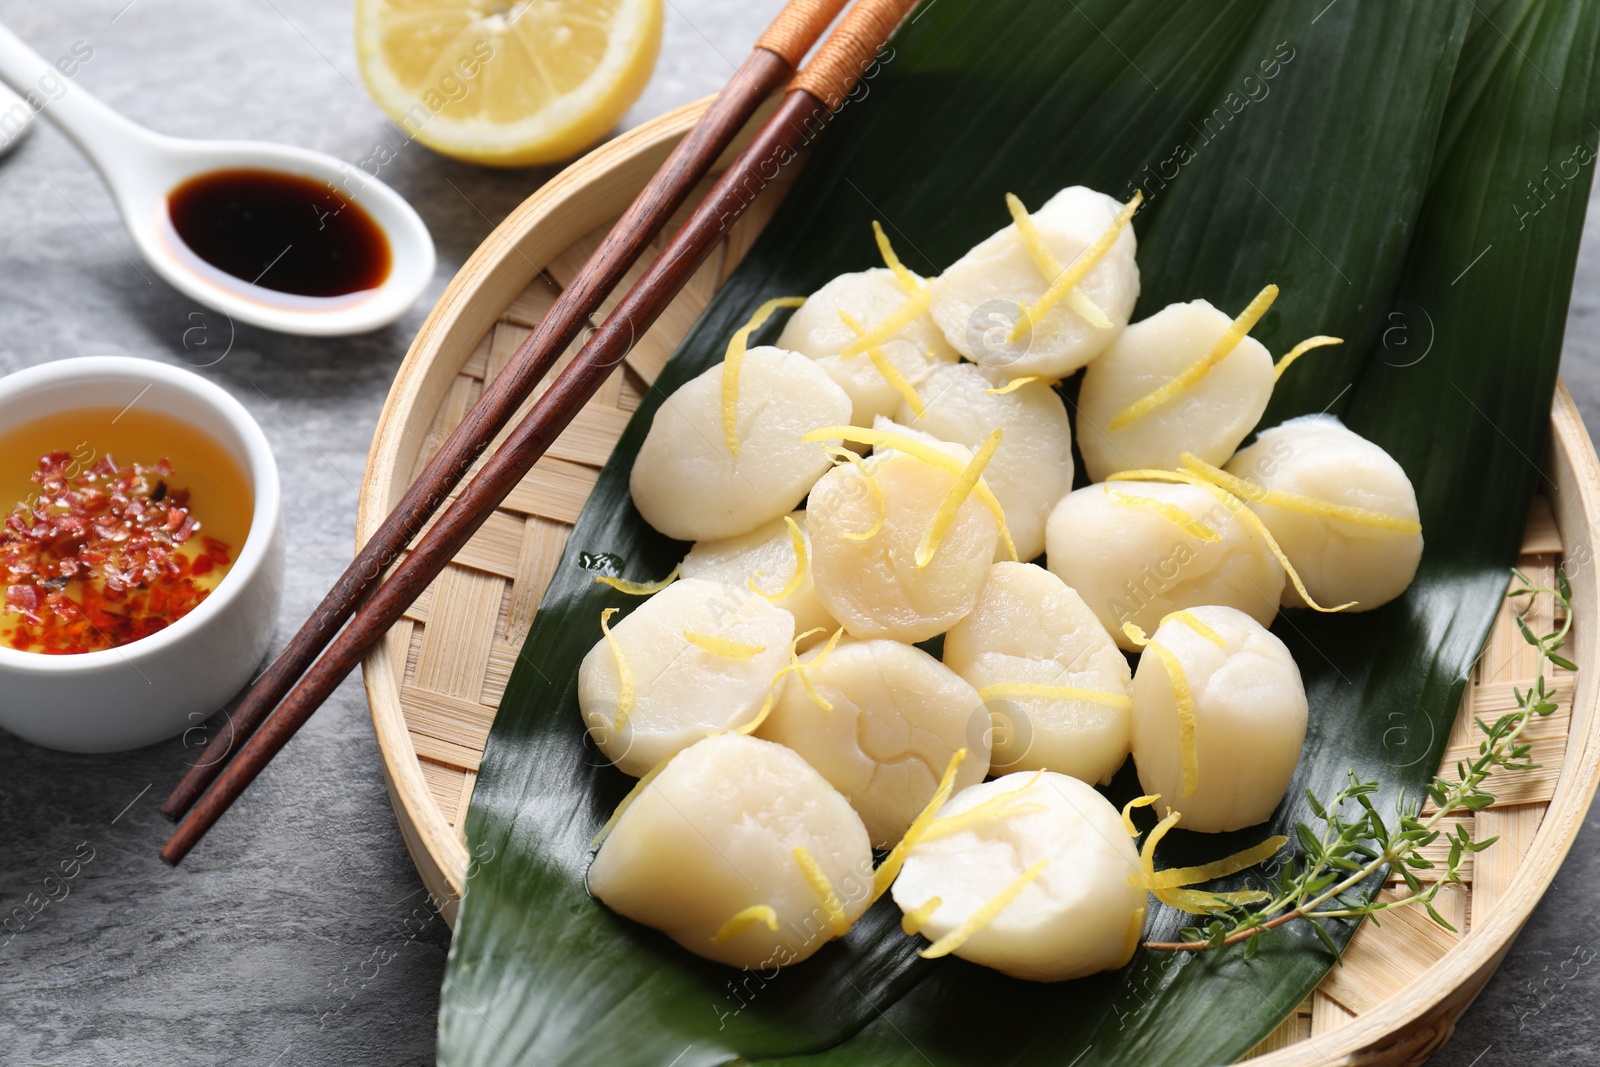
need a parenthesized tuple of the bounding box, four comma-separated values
(160, 0, 922, 864)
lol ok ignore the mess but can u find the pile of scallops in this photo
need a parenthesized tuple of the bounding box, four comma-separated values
(579, 185, 1424, 982)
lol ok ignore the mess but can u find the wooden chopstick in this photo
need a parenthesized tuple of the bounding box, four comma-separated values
(160, 0, 922, 866)
(157, 0, 849, 824)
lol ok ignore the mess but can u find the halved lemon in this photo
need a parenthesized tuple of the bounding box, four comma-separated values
(355, 0, 664, 167)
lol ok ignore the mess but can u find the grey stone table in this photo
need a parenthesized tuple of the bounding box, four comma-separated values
(0, 3, 1592, 1065)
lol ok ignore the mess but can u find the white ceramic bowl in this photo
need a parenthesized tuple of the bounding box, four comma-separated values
(0, 357, 284, 752)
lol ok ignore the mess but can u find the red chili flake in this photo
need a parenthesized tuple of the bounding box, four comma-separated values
(6, 584, 41, 624)
(0, 454, 233, 654)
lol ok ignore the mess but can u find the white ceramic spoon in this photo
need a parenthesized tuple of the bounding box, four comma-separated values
(0, 23, 435, 336)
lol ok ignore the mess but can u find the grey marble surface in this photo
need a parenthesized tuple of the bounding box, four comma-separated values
(0, 3, 1592, 1065)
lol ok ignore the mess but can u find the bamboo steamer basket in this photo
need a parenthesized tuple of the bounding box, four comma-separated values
(357, 95, 1600, 1066)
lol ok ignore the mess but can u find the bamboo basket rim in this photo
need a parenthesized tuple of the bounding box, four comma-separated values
(357, 95, 1600, 1066)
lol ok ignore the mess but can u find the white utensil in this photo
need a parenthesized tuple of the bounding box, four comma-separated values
(0, 23, 435, 336)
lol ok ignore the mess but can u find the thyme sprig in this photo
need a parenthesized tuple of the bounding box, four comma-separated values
(1145, 567, 1573, 956)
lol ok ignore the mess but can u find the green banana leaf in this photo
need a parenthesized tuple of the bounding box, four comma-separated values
(439, 1, 1600, 1064)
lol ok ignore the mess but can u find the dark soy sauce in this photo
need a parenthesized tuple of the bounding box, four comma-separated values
(167, 169, 392, 298)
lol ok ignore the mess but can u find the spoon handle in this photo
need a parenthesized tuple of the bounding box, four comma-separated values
(0, 22, 156, 169)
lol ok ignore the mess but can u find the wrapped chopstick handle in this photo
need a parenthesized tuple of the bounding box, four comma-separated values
(756, 0, 851, 67)
(790, 0, 919, 109)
